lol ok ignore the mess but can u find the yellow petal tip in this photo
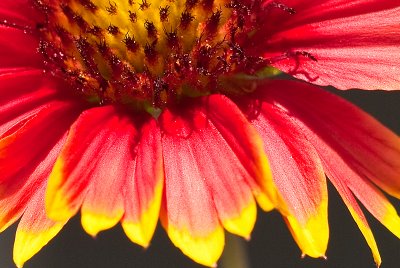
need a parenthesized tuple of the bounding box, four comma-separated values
(285, 202, 329, 258)
(81, 210, 123, 237)
(122, 180, 163, 248)
(13, 224, 64, 268)
(221, 199, 257, 239)
(165, 224, 224, 267)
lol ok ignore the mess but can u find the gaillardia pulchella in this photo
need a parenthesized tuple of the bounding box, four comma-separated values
(0, 0, 400, 267)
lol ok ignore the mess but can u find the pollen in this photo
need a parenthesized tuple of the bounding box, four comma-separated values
(32, 0, 269, 109)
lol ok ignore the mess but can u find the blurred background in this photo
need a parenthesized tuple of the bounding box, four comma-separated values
(1, 88, 400, 268)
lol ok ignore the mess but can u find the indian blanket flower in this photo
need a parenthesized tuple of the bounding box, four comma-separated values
(0, 0, 400, 267)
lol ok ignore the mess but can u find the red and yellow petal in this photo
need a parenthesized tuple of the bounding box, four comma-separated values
(261, 79, 400, 198)
(13, 183, 67, 268)
(161, 190, 224, 267)
(46, 106, 135, 222)
(160, 94, 270, 265)
(121, 119, 163, 248)
(160, 153, 224, 267)
(259, 79, 400, 265)
(46, 106, 163, 243)
(0, 71, 81, 266)
(80, 113, 145, 236)
(245, 98, 328, 258)
(299, 118, 397, 266)
(253, 1, 400, 90)
(198, 94, 278, 211)
(309, 133, 382, 265)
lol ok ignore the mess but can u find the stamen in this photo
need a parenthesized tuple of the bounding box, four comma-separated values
(206, 9, 222, 34)
(144, 20, 157, 38)
(144, 42, 158, 63)
(128, 11, 137, 23)
(139, 0, 151, 10)
(202, 0, 214, 10)
(123, 33, 139, 52)
(78, 0, 98, 11)
(159, 6, 170, 22)
(74, 14, 91, 32)
(107, 24, 120, 35)
(180, 11, 195, 29)
(165, 29, 179, 49)
(186, 0, 199, 10)
(105, 1, 118, 15)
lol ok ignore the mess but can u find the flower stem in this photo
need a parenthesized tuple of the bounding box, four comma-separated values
(220, 233, 251, 268)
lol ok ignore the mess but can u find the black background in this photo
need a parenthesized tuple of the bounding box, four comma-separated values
(1, 88, 400, 268)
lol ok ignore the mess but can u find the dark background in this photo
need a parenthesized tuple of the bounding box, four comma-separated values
(1, 89, 400, 268)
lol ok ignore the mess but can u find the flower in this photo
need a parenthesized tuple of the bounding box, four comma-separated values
(0, 0, 400, 267)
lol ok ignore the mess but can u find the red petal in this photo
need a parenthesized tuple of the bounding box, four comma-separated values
(0, 26, 42, 69)
(245, 98, 328, 257)
(260, 79, 400, 198)
(0, 100, 81, 196)
(0, 69, 58, 137)
(121, 119, 164, 248)
(253, 2, 400, 90)
(160, 95, 268, 266)
(0, 0, 43, 26)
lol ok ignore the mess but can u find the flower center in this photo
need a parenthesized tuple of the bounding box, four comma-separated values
(31, 0, 270, 110)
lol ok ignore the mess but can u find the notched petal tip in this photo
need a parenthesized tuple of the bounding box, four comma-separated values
(81, 209, 124, 237)
(220, 199, 257, 239)
(164, 223, 225, 267)
(13, 219, 65, 268)
(122, 180, 163, 248)
(284, 201, 329, 259)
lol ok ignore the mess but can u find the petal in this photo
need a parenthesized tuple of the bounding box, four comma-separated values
(304, 126, 385, 265)
(160, 182, 224, 268)
(316, 136, 400, 243)
(0, 26, 42, 69)
(0, 100, 81, 196)
(0, 132, 66, 233)
(81, 114, 161, 238)
(332, 185, 381, 266)
(254, 2, 400, 90)
(121, 119, 164, 248)
(0, 0, 43, 26)
(46, 106, 136, 224)
(261, 79, 400, 198)
(13, 183, 67, 268)
(259, 78, 400, 264)
(244, 97, 328, 258)
(0, 69, 58, 137)
(160, 94, 267, 266)
(197, 94, 278, 210)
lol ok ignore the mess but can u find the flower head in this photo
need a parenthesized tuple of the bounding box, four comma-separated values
(0, 0, 400, 267)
